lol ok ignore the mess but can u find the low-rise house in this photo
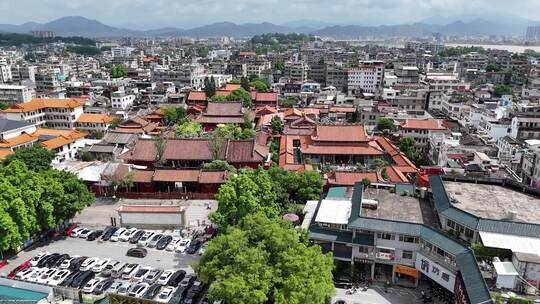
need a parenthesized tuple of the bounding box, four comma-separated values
(75, 113, 114, 133)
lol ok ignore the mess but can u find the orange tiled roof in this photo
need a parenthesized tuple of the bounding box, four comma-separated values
(301, 145, 383, 155)
(313, 125, 367, 142)
(0, 149, 13, 160)
(328, 171, 382, 186)
(39, 130, 87, 150)
(0, 133, 38, 148)
(76, 113, 114, 124)
(2, 98, 84, 113)
(400, 119, 446, 130)
(188, 91, 207, 101)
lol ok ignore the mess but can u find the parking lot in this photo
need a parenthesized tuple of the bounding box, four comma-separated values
(3, 237, 199, 274)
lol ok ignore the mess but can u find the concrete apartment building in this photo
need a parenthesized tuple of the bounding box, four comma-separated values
(394, 65, 419, 83)
(1, 98, 84, 129)
(111, 47, 135, 58)
(284, 62, 309, 83)
(152, 65, 205, 88)
(111, 91, 136, 109)
(0, 62, 12, 83)
(191, 74, 233, 90)
(0, 84, 34, 104)
(347, 61, 385, 96)
(11, 65, 36, 83)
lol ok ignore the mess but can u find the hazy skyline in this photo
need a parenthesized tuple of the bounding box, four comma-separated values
(1, 0, 540, 29)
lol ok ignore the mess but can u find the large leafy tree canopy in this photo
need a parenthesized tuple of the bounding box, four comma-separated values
(210, 166, 323, 228)
(0, 160, 94, 251)
(226, 88, 253, 108)
(4, 146, 55, 172)
(210, 167, 280, 228)
(175, 119, 202, 138)
(198, 214, 335, 304)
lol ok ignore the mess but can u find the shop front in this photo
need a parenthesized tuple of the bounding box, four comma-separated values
(394, 264, 419, 287)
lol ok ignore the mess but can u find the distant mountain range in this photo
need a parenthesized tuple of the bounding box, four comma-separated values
(0, 16, 536, 39)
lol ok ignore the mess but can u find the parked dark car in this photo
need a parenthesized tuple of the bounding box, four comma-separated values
(101, 227, 119, 241)
(37, 253, 59, 268)
(69, 256, 88, 271)
(143, 283, 162, 299)
(54, 254, 71, 267)
(184, 280, 205, 304)
(129, 230, 145, 244)
(58, 270, 81, 287)
(71, 270, 95, 289)
(186, 239, 203, 254)
(178, 274, 196, 289)
(126, 247, 147, 258)
(87, 230, 103, 241)
(156, 235, 173, 250)
(93, 278, 114, 295)
(44, 254, 63, 267)
(167, 270, 187, 287)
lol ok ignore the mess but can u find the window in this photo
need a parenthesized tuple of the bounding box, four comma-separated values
(402, 250, 413, 260)
(377, 233, 393, 240)
(399, 235, 419, 243)
(447, 219, 455, 229)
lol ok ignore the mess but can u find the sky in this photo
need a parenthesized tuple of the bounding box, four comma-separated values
(0, 0, 539, 29)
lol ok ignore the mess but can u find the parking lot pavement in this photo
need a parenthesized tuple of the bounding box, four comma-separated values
(2, 236, 199, 275)
(72, 198, 120, 228)
(332, 286, 421, 304)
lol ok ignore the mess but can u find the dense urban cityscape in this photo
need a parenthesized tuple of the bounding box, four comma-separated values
(0, 2, 540, 304)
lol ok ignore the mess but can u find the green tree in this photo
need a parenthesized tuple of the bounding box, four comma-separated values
(4, 146, 55, 172)
(240, 77, 250, 92)
(494, 84, 512, 97)
(198, 214, 335, 304)
(202, 160, 236, 172)
(294, 170, 324, 204)
(361, 177, 371, 189)
(0, 102, 9, 110)
(197, 46, 209, 57)
(110, 64, 127, 78)
(270, 115, 283, 135)
(210, 168, 280, 228)
(399, 137, 425, 166)
(210, 95, 226, 102)
(250, 79, 269, 92)
(486, 64, 501, 72)
(161, 107, 186, 125)
(376, 118, 396, 132)
(227, 88, 253, 108)
(175, 119, 202, 138)
(274, 60, 285, 71)
(204, 76, 217, 97)
(279, 96, 299, 108)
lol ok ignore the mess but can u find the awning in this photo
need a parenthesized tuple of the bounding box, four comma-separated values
(376, 245, 395, 250)
(479, 231, 540, 255)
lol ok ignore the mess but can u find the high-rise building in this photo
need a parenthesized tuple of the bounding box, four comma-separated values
(526, 26, 540, 42)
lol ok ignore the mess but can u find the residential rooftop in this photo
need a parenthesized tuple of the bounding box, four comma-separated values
(361, 188, 438, 226)
(444, 181, 540, 225)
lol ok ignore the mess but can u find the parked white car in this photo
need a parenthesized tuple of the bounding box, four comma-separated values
(37, 268, 58, 285)
(91, 258, 110, 273)
(156, 286, 176, 303)
(122, 264, 140, 280)
(79, 257, 100, 271)
(166, 238, 180, 251)
(29, 252, 49, 267)
(26, 268, 47, 282)
(78, 229, 93, 239)
(16, 268, 35, 280)
(175, 239, 191, 253)
(110, 228, 127, 242)
(116, 281, 132, 295)
(106, 281, 124, 293)
(48, 269, 71, 286)
(128, 282, 149, 298)
(119, 228, 138, 242)
(138, 231, 155, 247)
(59, 256, 79, 269)
(157, 269, 175, 285)
(82, 278, 103, 293)
(70, 227, 84, 237)
(133, 267, 152, 282)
